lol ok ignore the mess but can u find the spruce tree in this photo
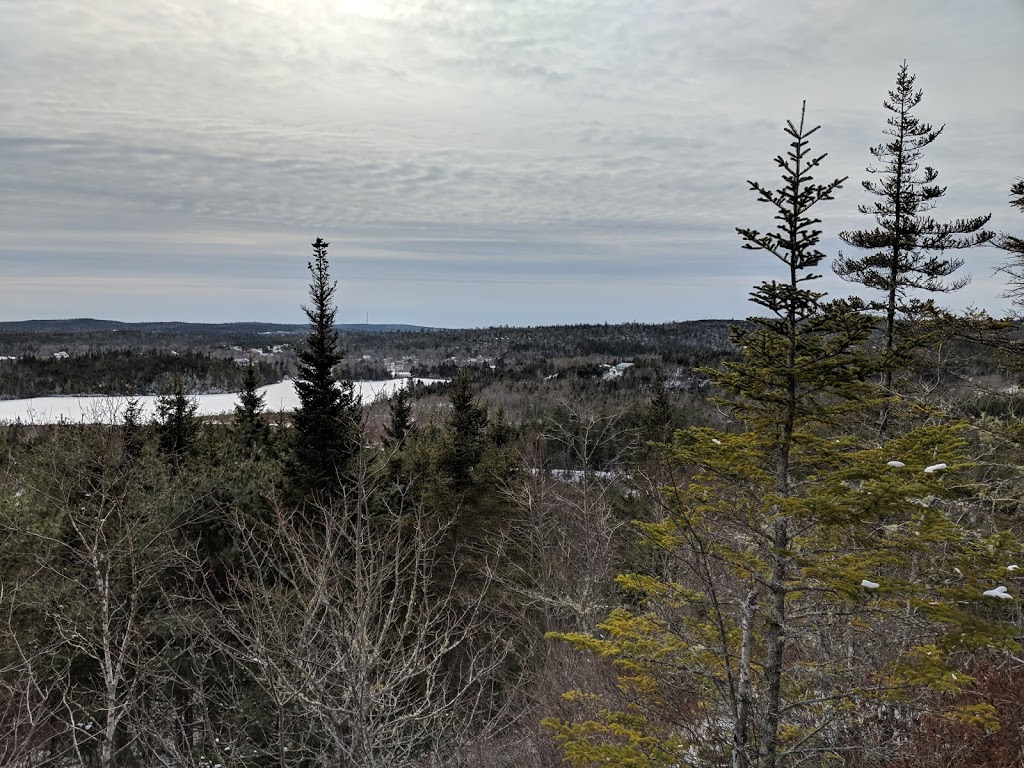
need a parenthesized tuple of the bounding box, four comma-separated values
(641, 373, 676, 444)
(233, 361, 272, 460)
(408, 372, 517, 581)
(716, 103, 870, 766)
(121, 396, 145, 460)
(442, 370, 489, 494)
(154, 374, 198, 463)
(381, 383, 415, 486)
(384, 383, 414, 450)
(833, 62, 994, 399)
(288, 237, 360, 497)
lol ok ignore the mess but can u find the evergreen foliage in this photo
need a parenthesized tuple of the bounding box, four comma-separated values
(233, 361, 273, 460)
(640, 375, 677, 444)
(833, 62, 994, 393)
(443, 370, 490, 493)
(154, 374, 198, 462)
(384, 382, 414, 449)
(0, 348, 283, 399)
(121, 396, 145, 460)
(995, 178, 1024, 312)
(288, 237, 361, 497)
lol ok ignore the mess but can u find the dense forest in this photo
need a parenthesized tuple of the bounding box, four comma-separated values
(0, 350, 288, 399)
(2, 65, 1024, 768)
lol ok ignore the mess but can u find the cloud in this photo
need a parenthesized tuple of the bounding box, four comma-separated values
(1, 0, 1022, 325)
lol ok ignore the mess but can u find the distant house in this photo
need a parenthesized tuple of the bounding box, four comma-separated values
(387, 357, 415, 377)
(53, 351, 70, 360)
(601, 361, 634, 380)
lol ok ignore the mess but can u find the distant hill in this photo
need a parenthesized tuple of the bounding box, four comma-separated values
(0, 319, 431, 334)
(0, 318, 752, 372)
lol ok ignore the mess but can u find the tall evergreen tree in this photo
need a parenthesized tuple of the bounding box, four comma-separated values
(641, 374, 677, 444)
(443, 370, 489, 494)
(833, 62, 994, 400)
(154, 374, 198, 463)
(288, 237, 360, 497)
(381, 383, 416, 486)
(715, 104, 869, 767)
(233, 361, 273, 460)
(384, 383, 414, 450)
(121, 397, 145, 460)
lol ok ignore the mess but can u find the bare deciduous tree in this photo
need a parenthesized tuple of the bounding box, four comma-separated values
(0, 423, 195, 768)
(183, 485, 518, 768)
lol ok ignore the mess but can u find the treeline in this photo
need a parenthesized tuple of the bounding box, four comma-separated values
(0, 320, 744, 385)
(0, 320, 307, 355)
(342, 319, 741, 367)
(0, 349, 287, 399)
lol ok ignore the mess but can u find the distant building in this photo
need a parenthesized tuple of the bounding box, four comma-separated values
(386, 357, 415, 377)
(53, 351, 69, 360)
(601, 361, 634, 380)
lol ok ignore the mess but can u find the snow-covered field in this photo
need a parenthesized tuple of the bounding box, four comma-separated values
(0, 379, 443, 425)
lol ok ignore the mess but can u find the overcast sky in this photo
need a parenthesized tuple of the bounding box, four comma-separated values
(2, 0, 1022, 328)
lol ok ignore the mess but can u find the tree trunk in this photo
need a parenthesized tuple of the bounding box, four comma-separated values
(733, 588, 759, 768)
(755, 520, 788, 768)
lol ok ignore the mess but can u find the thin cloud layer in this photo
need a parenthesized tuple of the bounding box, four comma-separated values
(2, 0, 1022, 325)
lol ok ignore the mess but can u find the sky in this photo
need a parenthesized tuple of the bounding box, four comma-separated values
(2, 0, 1022, 328)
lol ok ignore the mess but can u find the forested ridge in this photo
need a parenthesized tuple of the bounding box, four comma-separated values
(0, 350, 287, 399)
(0, 320, 740, 375)
(3, 65, 1024, 768)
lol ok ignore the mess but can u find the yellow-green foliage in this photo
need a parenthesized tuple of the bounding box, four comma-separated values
(946, 702, 1001, 734)
(545, 420, 1021, 763)
(542, 707, 682, 768)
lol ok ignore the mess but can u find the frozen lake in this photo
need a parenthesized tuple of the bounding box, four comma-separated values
(0, 379, 443, 425)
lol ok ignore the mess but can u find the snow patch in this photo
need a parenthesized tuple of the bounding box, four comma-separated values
(983, 585, 1012, 600)
(924, 463, 947, 474)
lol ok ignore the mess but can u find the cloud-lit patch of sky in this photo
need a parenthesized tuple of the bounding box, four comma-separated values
(1, 0, 1022, 327)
